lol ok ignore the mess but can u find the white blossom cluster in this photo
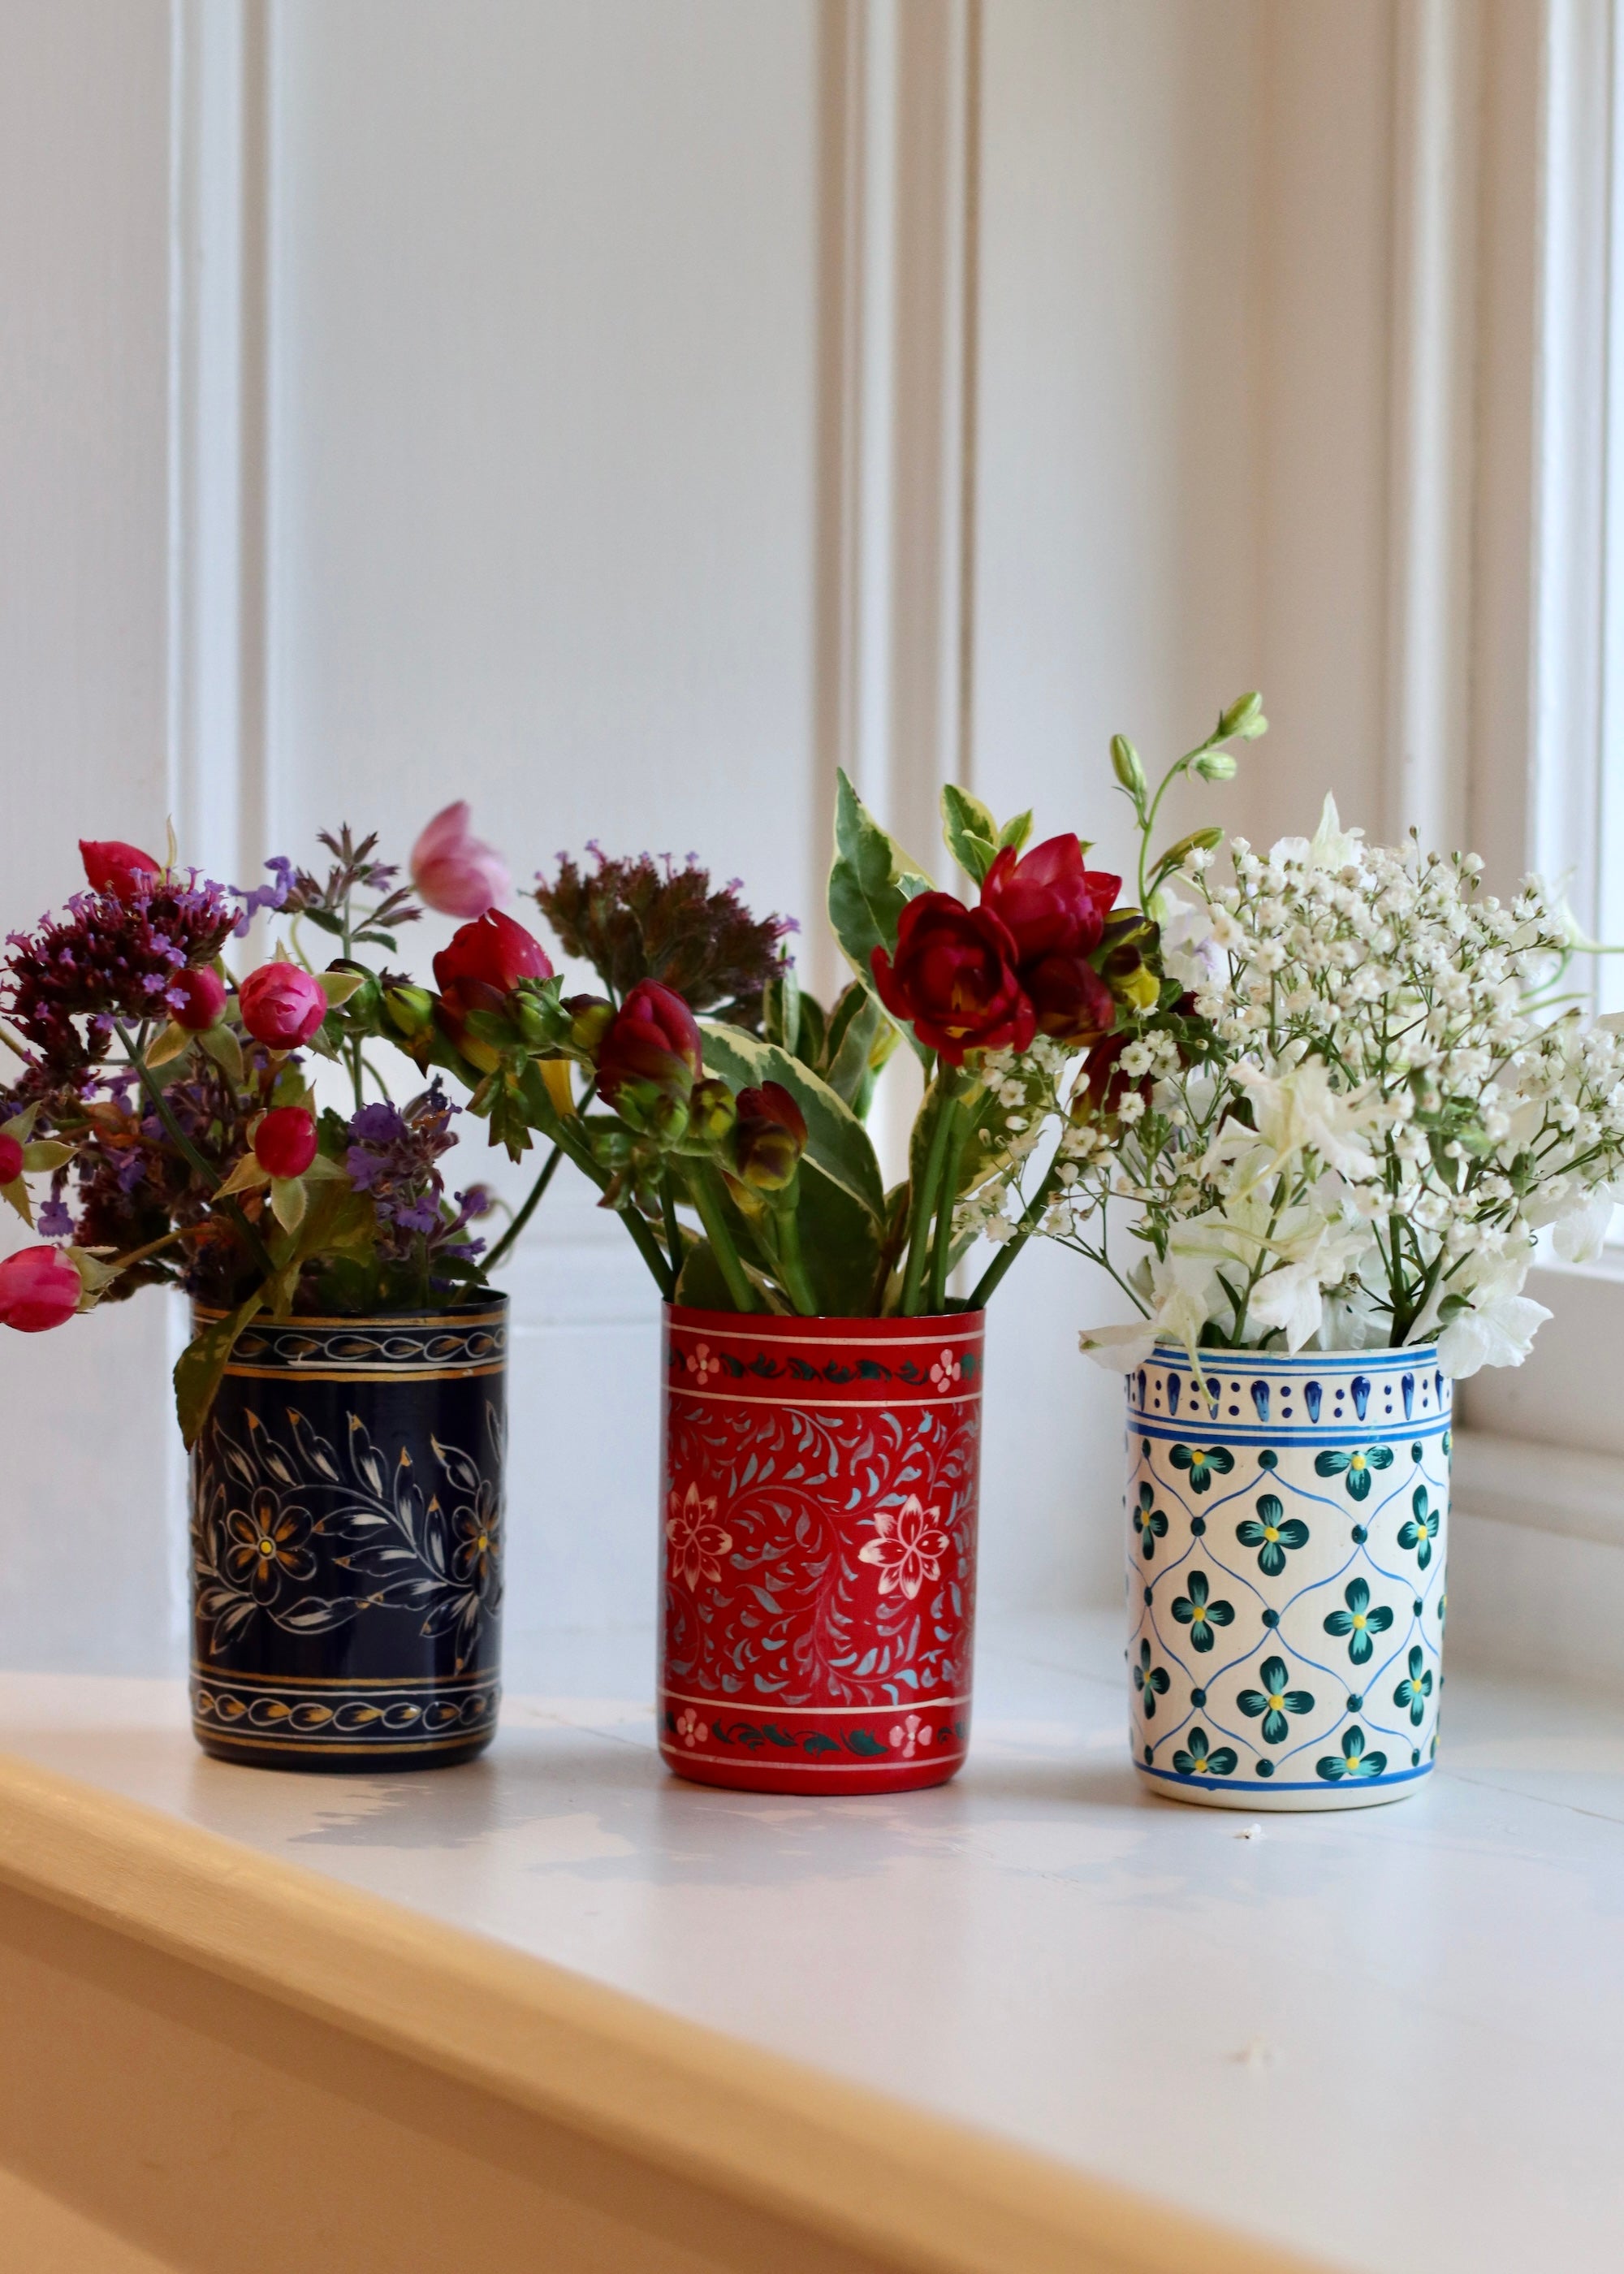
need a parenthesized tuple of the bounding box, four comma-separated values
(1072, 797, 1624, 1378)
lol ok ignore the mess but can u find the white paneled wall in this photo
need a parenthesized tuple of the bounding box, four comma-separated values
(0, 0, 1415, 1670)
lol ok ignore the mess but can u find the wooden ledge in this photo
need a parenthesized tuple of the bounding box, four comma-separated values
(0, 1749, 1320, 2274)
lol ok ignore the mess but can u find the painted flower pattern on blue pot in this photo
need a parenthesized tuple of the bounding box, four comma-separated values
(1313, 1444, 1394, 1501)
(1171, 1570, 1235, 1654)
(1169, 1444, 1235, 1495)
(1393, 1645, 1435, 1727)
(1322, 1576, 1394, 1665)
(1398, 1485, 1441, 1568)
(1317, 1725, 1389, 1782)
(1237, 1656, 1315, 1745)
(225, 1490, 317, 1604)
(1134, 1481, 1169, 1560)
(1133, 1638, 1170, 1718)
(1237, 1494, 1310, 1576)
(1173, 1727, 1238, 1778)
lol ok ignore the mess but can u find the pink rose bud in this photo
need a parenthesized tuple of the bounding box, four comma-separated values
(0, 1245, 80, 1332)
(253, 1107, 318, 1181)
(411, 801, 511, 919)
(170, 966, 229, 1032)
(0, 1134, 22, 1184)
(80, 839, 161, 899)
(238, 962, 328, 1049)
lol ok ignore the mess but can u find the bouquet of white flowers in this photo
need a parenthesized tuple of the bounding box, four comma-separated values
(1050, 789, 1624, 1383)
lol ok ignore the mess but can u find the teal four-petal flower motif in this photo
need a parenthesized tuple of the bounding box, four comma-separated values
(1134, 1481, 1169, 1560)
(1236, 1494, 1310, 1576)
(1322, 1576, 1394, 1665)
(1314, 1444, 1395, 1501)
(1169, 1444, 1236, 1495)
(1316, 1724, 1389, 1782)
(1173, 1726, 1238, 1778)
(1236, 1654, 1315, 1746)
(1170, 1570, 1235, 1654)
(1398, 1485, 1440, 1568)
(1133, 1638, 1171, 1718)
(1393, 1645, 1434, 1727)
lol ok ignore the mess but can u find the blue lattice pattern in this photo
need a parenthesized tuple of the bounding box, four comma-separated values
(1125, 1347, 1450, 1810)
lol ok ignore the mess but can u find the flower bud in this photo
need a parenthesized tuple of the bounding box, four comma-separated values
(1217, 691, 1264, 739)
(170, 966, 229, 1031)
(79, 839, 160, 899)
(410, 801, 510, 918)
(683, 1076, 738, 1149)
(0, 1133, 22, 1183)
(253, 1106, 319, 1180)
(239, 962, 328, 1049)
(597, 981, 702, 1132)
(1193, 749, 1238, 782)
(1110, 735, 1147, 798)
(565, 994, 615, 1057)
(385, 984, 437, 1041)
(728, 1082, 807, 1192)
(0, 1245, 80, 1331)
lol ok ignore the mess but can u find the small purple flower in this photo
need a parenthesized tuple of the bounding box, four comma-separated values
(37, 1195, 74, 1240)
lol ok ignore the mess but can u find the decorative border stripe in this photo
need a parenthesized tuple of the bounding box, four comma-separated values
(1129, 1418, 1451, 1448)
(667, 1326, 984, 1351)
(661, 1688, 968, 1717)
(194, 1726, 495, 1757)
(220, 1362, 506, 1384)
(191, 1664, 496, 1693)
(1135, 1761, 1432, 1795)
(660, 1743, 966, 1773)
(669, 1386, 982, 1410)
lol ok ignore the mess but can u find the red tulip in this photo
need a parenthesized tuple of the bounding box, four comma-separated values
(253, 1107, 318, 1180)
(80, 839, 161, 899)
(433, 910, 554, 1067)
(729, 1081, 807, 1191)
(169, 966, 229, 1032)
(411, 802, 510, 919)
(238, 962, 328, 1049)
(596, 980, 703, 1126)
(0, 1245, 80, 1332)
(979, 837, 1120, 965)
(870, 893, 1035, 1064)
(1023, 953, 1118, 1046)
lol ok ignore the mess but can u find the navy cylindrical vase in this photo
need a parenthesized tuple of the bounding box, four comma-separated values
(188, 1299, 507, 1772)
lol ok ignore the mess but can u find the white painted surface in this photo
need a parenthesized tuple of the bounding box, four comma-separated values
(4, 1612, 1623, 2274)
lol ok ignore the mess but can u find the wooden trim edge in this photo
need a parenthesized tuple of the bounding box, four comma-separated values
(0, 1750, 1329, 2274)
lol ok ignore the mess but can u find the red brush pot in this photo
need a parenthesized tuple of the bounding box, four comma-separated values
(658, 1304, 984, 1794)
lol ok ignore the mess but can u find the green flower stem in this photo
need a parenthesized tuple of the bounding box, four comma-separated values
(520, 1086, 676, 1300)
(689, 1162, 758, 1312)
(899, 1066, 959, 1317)
(964, 1156, 1065, 1311)
(481, 1142, 564, 1277)
(113, 1019, 277, 1279)
(661, 1168, 687, 1281)
(926, 1096, 970, 1315)
(769, 1193, 818, 1316)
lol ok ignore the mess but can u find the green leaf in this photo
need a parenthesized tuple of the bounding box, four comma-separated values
(2, 1175, 31, 1226)
(698, 1022, 884, 1223)
(827, 766, 933, 991)
(145, 1020, 193, 1069)
(761, 964, 801, 1055)
(998, 809, 1034, 854)
(174, 1290, 265, 1450)
(785, 1161, 881, 1314)
(674, 1237, 741, 1312)
(317, 967, 367, 1008)
(300, 906, 343, 937)
(940, 784, 1000, 884)
(821, 984, 888, 1110)
(197, 1022, 244, 1083)
(20, 1139, 72, 1172)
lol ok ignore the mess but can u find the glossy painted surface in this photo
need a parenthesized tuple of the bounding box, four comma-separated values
(1127, 1347, 1450, 1809)
(659, 1306, 983, 1793)
(2, 1614, 1622, 2274)
(189, 1302, 507, 1770)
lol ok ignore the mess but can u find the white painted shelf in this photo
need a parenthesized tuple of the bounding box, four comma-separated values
(1, 1612, 1621, 2274)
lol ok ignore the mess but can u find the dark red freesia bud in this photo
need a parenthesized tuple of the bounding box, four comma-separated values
(729, 1081, 807, 1191)
(80, 839, 161, 899)
(1023, 953, 1117, 1046)
(979, 837, 1120, 964)
(238, 962, 328, 1049)
(433, 910, 554, 1070)
(253, 1106, 318, 1180)
(0, 1245, 80, 1331)
(870, 893, 1035, 1064)
(170, 966, 229, 1031)
(0, 1133, 22, 1184)
(596, 980, 703, 1131)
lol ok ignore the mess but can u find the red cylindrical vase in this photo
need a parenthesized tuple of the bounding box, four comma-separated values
(658, 1304, 984, 1795)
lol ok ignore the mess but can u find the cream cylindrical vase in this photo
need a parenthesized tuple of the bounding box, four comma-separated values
(1126, 1346, 1449, 1810)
